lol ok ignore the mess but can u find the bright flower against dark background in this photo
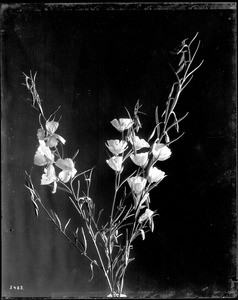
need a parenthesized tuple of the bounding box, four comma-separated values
(24, 33, 203, 298)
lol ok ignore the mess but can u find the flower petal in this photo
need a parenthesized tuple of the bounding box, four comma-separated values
(127, 176, 147, 194)
(41, 165, 57, 185)
(37, 140, 54, 162)
(106, 139, 128, 155)
(55, 158, 71, 171)
(110, 118, 133, 132)
(129, 135, 150, 150)
(46, 136, 59, 148)
(130, 152, 148, 167)
(106, 156, 123, 172)
(71, 167, 77, 178)
(34, 153, 47, 166)
(58, 170, 71, 183)
(46, 121, 59, 134)
(37, 128, 46, 140)
(138, 208, 154, 223)
(148, 167, 166, 183)
(152, 142, 172, 160)
(119, 118, 134, 130)
(110, 119, 120, 131)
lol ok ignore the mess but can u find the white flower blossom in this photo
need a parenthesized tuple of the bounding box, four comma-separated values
(106, 156, 123, 172)
(147, 167, 166, 183)
(111, 118, 134, 132)
(138, 208, 155, 232)
(152, 142, 171, 160)
(106, 139, 128, 155)
(55, 158, 77, 182)
(140, 192, 150, 208)
(130, 152, 149, 167)
(129, 135, 150, 150)
(127, 176, 147, 194)
(41, 164, 58, 193)
(34, 140, 54, 166)
(37, 120, 66, 148)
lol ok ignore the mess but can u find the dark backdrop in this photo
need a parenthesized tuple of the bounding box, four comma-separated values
(1, 3, 237, 298)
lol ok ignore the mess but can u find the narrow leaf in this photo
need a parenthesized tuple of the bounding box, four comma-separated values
(155, 106, 160, 139)
(76, 180, 80, 200)
(189, 32, 199, 47)
(63, 218, 71, 233)
(72, 149, 79, 160)
(88, 261, 95, 282)
(124, 106, 132, 120)
(128, 257, 135, 264)
(50, 209, 56, 220)
(169, 82, 180, 100)
(54, 212, 62, 230)
(74, 228, 85, 250)
(166, 132, 185, 146)
(181, 74, 194, 92)
(166, 112, 189, 133)
(165, 133, 170, 143)
(168, 82, 176, 99)
(81, 227, 87, 253)
(176, 62, 185, 74)
(47, 105, 61, 122)
(25, 185, 40, 217)
(148, 123, 161, 141)
(140, 229, 145, 240)
(185, 60, 204, 80)
(172, 111, 179, 132)
(32, 200, 39, 217)
(178, 52, 185, 66)
(115, 264, 124, 280)
(150, 219, 155, 232)
(96, 209, 104, 225)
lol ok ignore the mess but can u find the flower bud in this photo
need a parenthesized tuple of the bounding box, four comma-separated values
(46, 121, 59, 134)
(138, 208, 154, 224)
(37, 128, 45, 140)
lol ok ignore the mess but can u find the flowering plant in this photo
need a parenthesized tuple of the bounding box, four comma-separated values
(24, 33, 203, 298)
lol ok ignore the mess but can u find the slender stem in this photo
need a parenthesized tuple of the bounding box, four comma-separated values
(58, 181, 73, 194)
(108, 172, 120, 293)
(67, 190, 113, 293)
(110, 172, 119, 224)
(67, 183, 113, 294)
(38, 200, 98, 267)
(88, 226, 113, 293)
(160, 37, 202, 144)
(68, 195, 82, 215)
(53, 146, 62, 159)
(24, 34, 203, 298)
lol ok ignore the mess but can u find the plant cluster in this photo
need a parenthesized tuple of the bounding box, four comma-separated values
(24, 33, 203, 298)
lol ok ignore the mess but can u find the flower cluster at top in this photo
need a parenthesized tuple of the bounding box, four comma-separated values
(34, 120, 77, 193)
(106, 116, 172, 232)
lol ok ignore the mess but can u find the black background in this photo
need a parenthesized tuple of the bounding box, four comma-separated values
(1, 3, 237, 298)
